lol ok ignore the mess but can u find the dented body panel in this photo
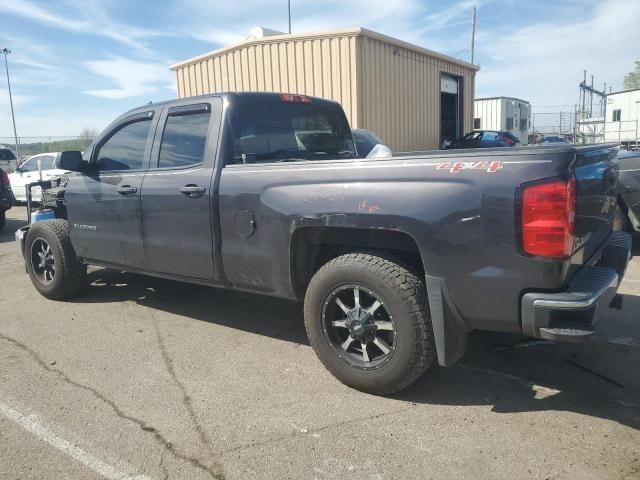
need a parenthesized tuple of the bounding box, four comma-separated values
(218, 144, 618, 335)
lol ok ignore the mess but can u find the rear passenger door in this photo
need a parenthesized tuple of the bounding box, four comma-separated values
(140, 97, 222, 279)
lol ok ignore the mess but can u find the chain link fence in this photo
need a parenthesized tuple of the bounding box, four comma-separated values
(0, 136, 96, 162)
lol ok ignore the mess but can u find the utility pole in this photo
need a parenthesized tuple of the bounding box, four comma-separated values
(469, 6, 477, 64)
(589, 75, 594, 117)
(559, 111, 563, 135)
(288, 0, 291, 34)
(1, 48, 20, 159)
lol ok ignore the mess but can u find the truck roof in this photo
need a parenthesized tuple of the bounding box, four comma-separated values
(121, 92, 341, 118)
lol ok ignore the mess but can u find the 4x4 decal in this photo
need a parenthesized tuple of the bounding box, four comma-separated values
(437, 161, 503, 173)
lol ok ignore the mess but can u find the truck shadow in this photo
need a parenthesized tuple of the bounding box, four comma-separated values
(395, 327, 640, 431)
(77, 268, 640, 431)
(80, 268, 309, 345)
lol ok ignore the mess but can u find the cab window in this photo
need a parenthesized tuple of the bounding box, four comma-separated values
(231, 100, 356, 164)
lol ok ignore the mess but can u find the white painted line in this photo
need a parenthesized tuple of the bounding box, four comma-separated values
(0, 399, 152, 480)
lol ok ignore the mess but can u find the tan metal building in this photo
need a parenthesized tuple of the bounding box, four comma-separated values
(170, 27, 479, 151)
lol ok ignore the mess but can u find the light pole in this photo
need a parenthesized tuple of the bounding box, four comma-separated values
(1, 48, 20, 159)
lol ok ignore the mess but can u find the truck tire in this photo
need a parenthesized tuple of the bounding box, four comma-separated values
(0, 211, 5, 231)
(25, 219, 87, 300)
(304, 253, 435, 395)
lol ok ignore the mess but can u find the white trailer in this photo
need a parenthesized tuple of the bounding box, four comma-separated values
(604, 88, 640, 148)
(474, 97, 531, 144)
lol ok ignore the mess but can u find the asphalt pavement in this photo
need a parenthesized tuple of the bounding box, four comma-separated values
(1, 206, 639, 480)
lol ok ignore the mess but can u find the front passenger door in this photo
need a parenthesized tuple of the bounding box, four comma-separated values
(66, 111, 156, 269)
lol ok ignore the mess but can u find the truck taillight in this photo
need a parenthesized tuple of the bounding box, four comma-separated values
(0, 169, 9, 186)
(279, 93, 312, 103)
(521, 177, 576, 258)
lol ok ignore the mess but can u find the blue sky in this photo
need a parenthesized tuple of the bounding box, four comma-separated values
(0, 0, 638, 138)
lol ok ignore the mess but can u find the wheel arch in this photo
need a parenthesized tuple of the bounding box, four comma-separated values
(289, 226, 425, 300)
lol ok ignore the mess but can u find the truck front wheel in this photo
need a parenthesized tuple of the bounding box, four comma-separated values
(25, 220, 87, 300)
(304, 253, 435, 395)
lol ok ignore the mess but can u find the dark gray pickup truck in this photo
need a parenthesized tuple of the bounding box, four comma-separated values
(16, 92, 632, 394)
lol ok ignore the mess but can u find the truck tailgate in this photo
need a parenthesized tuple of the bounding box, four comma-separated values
(572, 145, 619, 262)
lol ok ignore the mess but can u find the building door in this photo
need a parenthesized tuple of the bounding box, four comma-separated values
(441, 74, 460, 144)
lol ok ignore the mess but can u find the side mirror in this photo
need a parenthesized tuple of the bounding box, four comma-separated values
(14, 166, 23, 174)
(59, 151, 87, 172)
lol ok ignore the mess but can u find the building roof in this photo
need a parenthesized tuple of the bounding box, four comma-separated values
(606, 87, 640, 97)
(170, 27, 480, 72)
(475, 96, 530, 104)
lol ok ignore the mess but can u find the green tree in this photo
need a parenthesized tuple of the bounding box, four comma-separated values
(79, 127, 98, 141)
(623, 61, 640, 89)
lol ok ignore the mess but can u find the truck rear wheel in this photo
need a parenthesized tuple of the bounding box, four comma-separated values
(25, 220, 87, 300)
(304, 253, 435, 395)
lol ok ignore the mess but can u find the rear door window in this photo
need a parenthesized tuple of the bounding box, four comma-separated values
(158, 108, 211, 169)
(231, 100, 356, 164)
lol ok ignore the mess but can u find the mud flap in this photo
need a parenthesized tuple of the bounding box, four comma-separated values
(425, 275, 470, 366)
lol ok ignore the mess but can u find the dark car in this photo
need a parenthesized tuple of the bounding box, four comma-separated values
(352, 128, 386, 157)
(15, 92, 630, 395)
(450, 130, 519, 149)
(616, 149, 640, 232)
(541, 135, 568, 144)
(0, 167, 13, 230)
(0, 146, 18, 172)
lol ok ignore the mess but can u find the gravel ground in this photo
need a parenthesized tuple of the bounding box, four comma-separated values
(1, 206, 639, 480)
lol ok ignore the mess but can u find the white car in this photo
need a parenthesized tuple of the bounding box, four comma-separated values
(9, 152, 69, 202)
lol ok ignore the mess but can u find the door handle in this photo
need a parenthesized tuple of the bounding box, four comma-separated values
(116, 185, 138, 195)
(179, 185, 206, 197)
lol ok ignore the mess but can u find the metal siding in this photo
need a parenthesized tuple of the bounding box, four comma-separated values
(271, 43, 281, 91)
(188, 34, 359, 124)
(279, 43, 289, 92)
(195, 62, 203, 95)
(172, 31, 475, 150)
(361, 37, 451, 151)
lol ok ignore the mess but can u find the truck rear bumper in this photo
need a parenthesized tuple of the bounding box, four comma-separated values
(521, 231, 632, 342)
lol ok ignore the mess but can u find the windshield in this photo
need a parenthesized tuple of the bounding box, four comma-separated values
(231, 101, 356, 164)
